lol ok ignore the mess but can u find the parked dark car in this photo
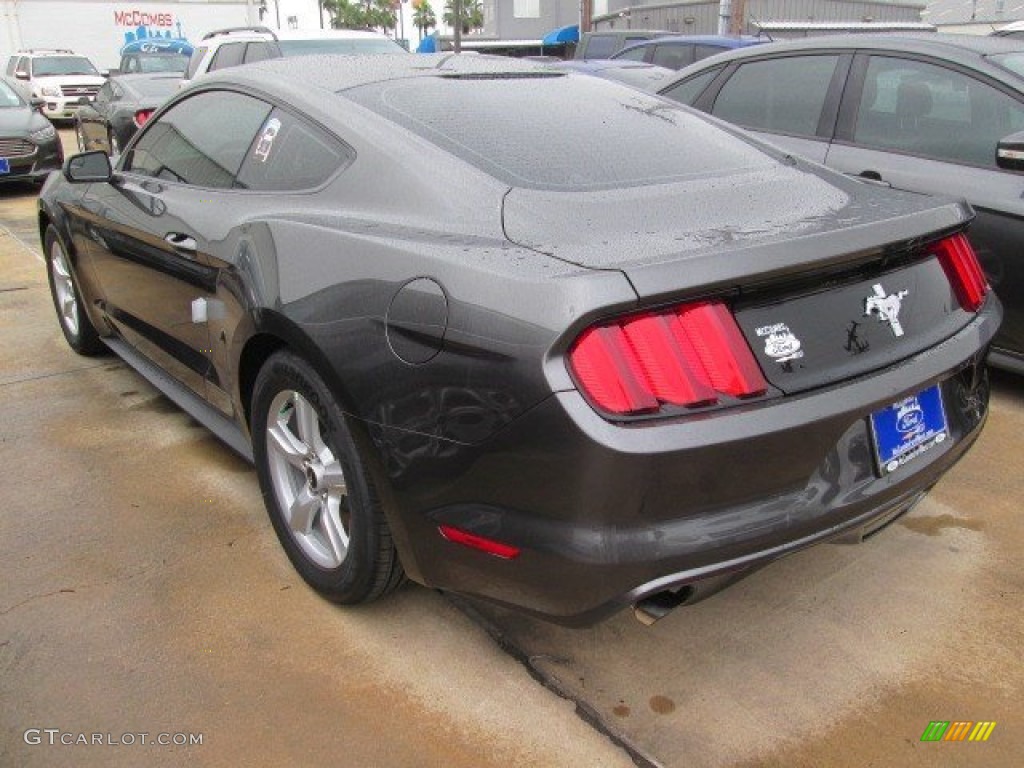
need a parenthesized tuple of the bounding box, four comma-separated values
(40, 55, 998, 625)
(74, 73, 180, 155)
(0, 76, 62, 183)
(575, 29, 672, 60)
(611, 34, 767, 70)
(659, 34, 1024, 373)
(547, 59, 675, 90)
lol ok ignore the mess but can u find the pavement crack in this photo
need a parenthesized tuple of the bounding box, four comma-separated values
(0, 363, 117, 389)
(0, 588, 76, 616)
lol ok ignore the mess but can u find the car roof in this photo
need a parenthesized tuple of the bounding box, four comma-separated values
(112, 73, 183, 84)
(688, 32, 1024, 59)
(276, 28, 394, 41)
(209, 52, 550, 94)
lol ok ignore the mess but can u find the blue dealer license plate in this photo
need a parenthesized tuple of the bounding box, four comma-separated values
(0, 158, 9, 175)
(870, 384, 949, 475)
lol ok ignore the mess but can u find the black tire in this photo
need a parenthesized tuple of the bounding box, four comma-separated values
(43, 225, 105, 356)
(251, 350, 405, 603)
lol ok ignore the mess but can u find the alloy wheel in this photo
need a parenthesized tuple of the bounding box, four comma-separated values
(265, 390, 350, 569)
(49, 238, 79, 337)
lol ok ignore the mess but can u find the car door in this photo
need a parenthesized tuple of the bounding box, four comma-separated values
(78, 89, 272, 397)
(683, 52, 850, 164)
(825, 53, 1024, 358)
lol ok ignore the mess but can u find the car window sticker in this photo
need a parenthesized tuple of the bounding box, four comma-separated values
(253, 117, 282, 163)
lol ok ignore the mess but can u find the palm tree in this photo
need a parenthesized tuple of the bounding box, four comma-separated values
(325, 0, 396, 33)
(412, 0, 437, 38)
(443, 0, 483, 35)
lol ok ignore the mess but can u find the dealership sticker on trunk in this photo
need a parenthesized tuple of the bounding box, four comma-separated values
(756, 322, 804, 363)
(870, 384, 948, 474)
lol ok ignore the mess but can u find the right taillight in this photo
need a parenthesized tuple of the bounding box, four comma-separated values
(935, 233, 989, 313)
(569, 300, 767, 417)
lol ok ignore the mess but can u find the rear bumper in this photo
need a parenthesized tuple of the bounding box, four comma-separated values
(371, 299, 999, 625)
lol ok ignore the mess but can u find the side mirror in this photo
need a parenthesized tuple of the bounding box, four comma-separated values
(29, 97, 45, 111)
(63, 151, 113, 184)
(996, 130, 1024, 172)
(14, 71, 28, 80)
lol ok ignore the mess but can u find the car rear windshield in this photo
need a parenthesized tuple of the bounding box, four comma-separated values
(32, 56, 98, 76)
(137, 55, 189, 73)
(986, 52, 1024, 80)
(279, 39, 407, 56)
(130, 77, 182, 97)
(347, 73, 774, 191)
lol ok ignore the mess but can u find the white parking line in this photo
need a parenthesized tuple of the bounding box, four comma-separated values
(0, 224, 43, 264)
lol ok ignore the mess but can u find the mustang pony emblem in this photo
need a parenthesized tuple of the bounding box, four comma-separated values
(865, 283, 909, 337)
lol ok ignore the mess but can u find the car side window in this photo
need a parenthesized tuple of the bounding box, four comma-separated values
(652, 44, 693, 70)
(694, 44, 726, 63)
(209, 42, 245, 72)
(5, 56, 15, 76)
(243, 42, 277, 64)
(616, 46, 648, 62)
(660, 67, 722, 107)
(15, 57, 28, 78)
(853, 55, 1024, 168)
(185, 46, 208, 79)
(712, 55, 840, 137)
(95, 82, 113, 104)
(585, 37, 618, 59)
(235, 108, 354, 191)
(124, 90, 272, 188)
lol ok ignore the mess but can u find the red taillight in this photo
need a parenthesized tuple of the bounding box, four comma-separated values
(569, 300, 768, 416)
(133, 109, 154, 128)
(935, 233, 988, 313)
(438, 525, 521, 559)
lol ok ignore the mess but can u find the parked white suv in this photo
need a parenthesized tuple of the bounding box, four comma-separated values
(182, 26, 408, 87)
(6, 49, 105, 121)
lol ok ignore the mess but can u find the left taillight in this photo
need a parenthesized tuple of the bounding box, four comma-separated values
(133, 109, 154, 129)
(935, 232, 989, 313)
(568, 300, 768, 417)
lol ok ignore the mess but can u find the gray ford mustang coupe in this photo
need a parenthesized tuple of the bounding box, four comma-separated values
(39, 54, 1000, 625)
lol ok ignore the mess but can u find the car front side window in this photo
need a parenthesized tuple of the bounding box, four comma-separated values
(616, 46, 647, 62)
(712, 55, 840, 138)
(123, 90, 271, 188)
(853, 55, 1024, 169)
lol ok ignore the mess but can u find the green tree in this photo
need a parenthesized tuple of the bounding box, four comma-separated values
(443, 0, 483, 34)
(325, 0, 397, 34)
(412, 0, 437, 37)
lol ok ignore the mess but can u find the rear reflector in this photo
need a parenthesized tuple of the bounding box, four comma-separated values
(438, 525, 521, 559)
(935, 233, 988, 313)
(133, 109, 154, 128)
(569, 300, 767, 416)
